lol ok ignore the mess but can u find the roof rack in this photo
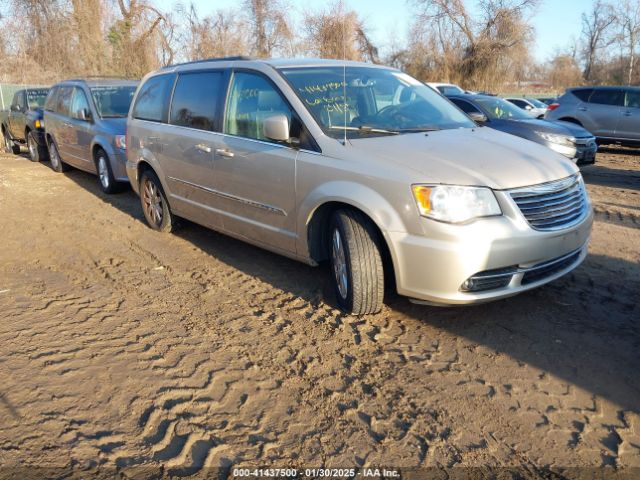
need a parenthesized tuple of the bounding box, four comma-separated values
(161, 56, 256, 69)
(66, 76, 135, 82)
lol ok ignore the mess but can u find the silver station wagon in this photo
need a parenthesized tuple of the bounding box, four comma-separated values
(126, 57, 593, 315)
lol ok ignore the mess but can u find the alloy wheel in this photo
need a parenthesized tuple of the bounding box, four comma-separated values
(28, 135, 36, 160)
(98, 155, 109, 189)
(332, 228, 348, 300)
(50, 143, 60, 169)
(142, 178, 163, 226)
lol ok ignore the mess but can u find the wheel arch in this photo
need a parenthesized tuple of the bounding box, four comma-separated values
(305, 199, 398, 292)
(559, 117, 583, 126)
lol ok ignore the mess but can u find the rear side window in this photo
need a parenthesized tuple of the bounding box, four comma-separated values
(132, 74, 176, 122)
(510, 99, 527, 108)
(571, 88, 593, 102)
(54, 86, 74, 116)
(451, 98, 482, 115)
(170, 71, 223, 131)
(625, 89, 640, 108)
(588, 89, 624, 106)
(44, 87, 59, 111)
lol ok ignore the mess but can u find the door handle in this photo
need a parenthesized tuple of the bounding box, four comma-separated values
(195, 143, 212, 153)
(577, 107, 588, 111)
(215, 148, 235, 158)
(623, 111, 632, 116)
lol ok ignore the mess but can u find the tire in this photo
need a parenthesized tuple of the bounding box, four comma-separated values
(27, 131, 47, 162)
(3, 128, 20, 155)
(139, 170, 175, 232)
(95, 148, 120, 194)
(48, 137, 69, 172)
(329, 209, 384, 315)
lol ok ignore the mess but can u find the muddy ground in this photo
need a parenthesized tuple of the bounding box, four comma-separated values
(0, 147, 638, 479)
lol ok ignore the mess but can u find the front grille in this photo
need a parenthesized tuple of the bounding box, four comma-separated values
(521, 250, 582, 285)
(510, 174, 588, 231)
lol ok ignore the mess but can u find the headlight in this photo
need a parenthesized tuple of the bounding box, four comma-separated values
(114, 135, 126, 150)
(535, 131, 575, 147)
(412, 185, 502, 223)
(34, 119, 44, 129)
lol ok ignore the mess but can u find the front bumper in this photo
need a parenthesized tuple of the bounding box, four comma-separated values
(387, 194, 593, 305)
(111, 149, 129, 183)
(548, 138, 597, 164)
(32, 129, 46, 147)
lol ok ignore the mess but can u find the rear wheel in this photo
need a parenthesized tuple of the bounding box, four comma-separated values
(329, 209, 384, 315)
(3, 129, 20, 155)
(27, 131, 47, 162)
(48, 138, 68, 172)
(95, 148, 119, 194)
(140, 170, 174, 232)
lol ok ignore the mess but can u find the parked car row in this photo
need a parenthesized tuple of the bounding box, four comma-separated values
(2, 59, 595, 315)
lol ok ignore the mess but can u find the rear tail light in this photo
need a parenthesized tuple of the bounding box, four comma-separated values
(547, 103, 560, 111)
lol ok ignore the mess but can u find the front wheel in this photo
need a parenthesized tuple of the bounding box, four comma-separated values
(140, 170, 175, 232)
(95, 148, 119, 194)
(329, 209, 384, 315)
(4, 129, 20, 155)
(27, 131, 47, 162)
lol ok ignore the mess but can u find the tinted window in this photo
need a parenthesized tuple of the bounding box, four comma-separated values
(91, 86, 137, 117)
(225, 71, 294, 141)
(588, 89, 623, 106)
(475, 97, 532, 120)
(132, 74, 176, 122)
(510, 99, 528, 108)
(44, 87, 59, 111)
(625, 90, 640, 108)
(451, 98, 482, 114)
(571, 88, 593, 102)
(170, 72, 223, 131)
(12, 91, 25, 109)
(69, 88, 90, 120)
(54, 86, 74, 116)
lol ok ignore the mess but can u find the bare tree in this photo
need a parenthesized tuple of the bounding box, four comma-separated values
(615, 0, 640, 84)
(243, 0, 293, 57)
(411, 0, 539, 90)
(580, 0, 617, 81)
(303, 2, 378, 62)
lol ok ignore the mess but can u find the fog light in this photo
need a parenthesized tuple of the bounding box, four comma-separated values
(460, 267, 515, 292)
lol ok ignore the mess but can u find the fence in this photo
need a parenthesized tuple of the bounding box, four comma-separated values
(0, 83, 50, 110)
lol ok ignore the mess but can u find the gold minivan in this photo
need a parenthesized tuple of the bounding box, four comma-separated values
(126, 57, 593, 315)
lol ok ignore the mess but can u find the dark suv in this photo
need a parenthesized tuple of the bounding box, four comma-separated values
(545, 86, 640, 146)
(43, 79, 138, 193)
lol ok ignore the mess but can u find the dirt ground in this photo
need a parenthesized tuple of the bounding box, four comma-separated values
(0, 146, 639, 479)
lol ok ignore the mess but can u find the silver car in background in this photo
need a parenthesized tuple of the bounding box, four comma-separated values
(126, 57, 593, 315)
(43, 79, 138, 193)
(545, 86, 640, 147)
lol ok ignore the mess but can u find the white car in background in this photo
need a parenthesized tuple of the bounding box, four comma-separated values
(505, 97, 548, 119)
(426, 82, 475, 95)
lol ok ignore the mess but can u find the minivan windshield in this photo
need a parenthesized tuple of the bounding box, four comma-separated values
(90, 85, 137, 118)
(280, 66, 474, 138)
(475, 97, 532, 121)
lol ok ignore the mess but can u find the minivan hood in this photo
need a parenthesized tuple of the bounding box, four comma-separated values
(349, 127, 577, 190)
(99, 116, 127, 134)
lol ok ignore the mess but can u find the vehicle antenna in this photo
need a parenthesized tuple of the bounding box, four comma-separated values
(342, 0, 347, 147)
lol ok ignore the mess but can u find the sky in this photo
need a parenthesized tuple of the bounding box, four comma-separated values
(154, 0, 589, 63)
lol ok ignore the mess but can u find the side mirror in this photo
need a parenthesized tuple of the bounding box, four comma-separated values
(10, 105, 19, 112)
(79, 108, 92, 122)
(469, 112, 488, 124)
(263, 114, 290, 142)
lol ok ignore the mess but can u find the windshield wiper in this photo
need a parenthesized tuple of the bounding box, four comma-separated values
(329, 126, 399, 135)
(396, 127, 441, 133)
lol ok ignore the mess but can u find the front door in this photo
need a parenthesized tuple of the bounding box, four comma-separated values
(579, 88, 623, 138)
(213, 70, 298, 254)
(66, 87, 94, 169)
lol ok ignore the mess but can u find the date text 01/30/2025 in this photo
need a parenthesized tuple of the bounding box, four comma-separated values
(232, 468, 401, 478)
